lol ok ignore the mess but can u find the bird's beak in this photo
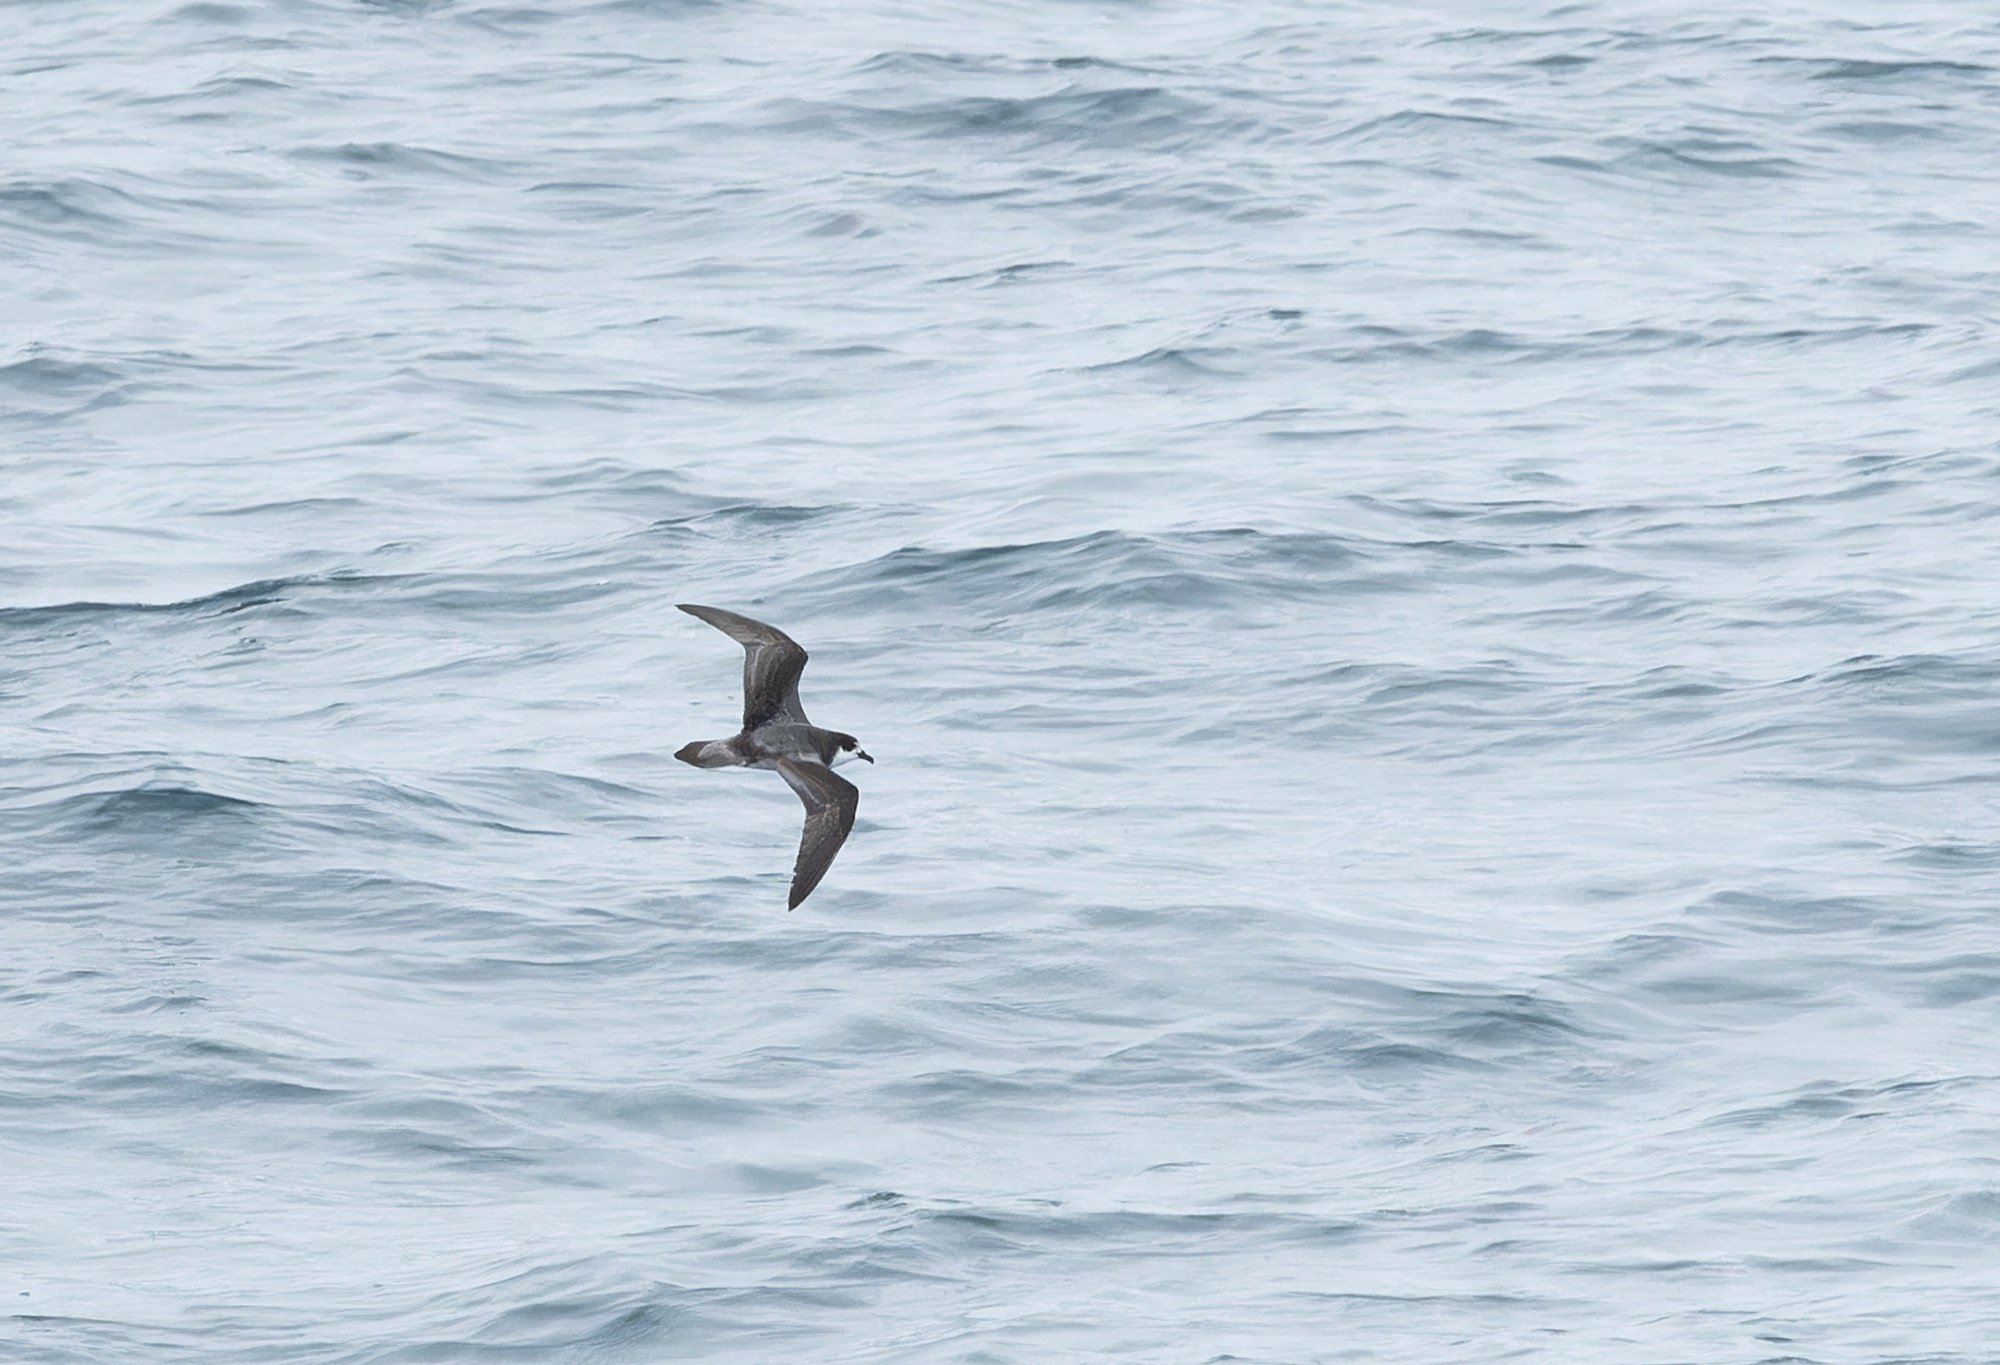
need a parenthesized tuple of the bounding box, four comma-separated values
(857, 750, 874, 763)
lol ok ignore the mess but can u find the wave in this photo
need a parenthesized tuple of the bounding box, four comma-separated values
(825, 528, 1374, 614)
(756, 84, 1230, 153)
(0, 565, 643, 629)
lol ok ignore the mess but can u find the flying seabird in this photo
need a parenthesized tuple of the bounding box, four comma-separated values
(674, 604, 871, 909)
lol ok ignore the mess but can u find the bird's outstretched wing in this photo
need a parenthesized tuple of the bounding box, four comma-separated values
(772, 758, 858, 910)
(678, 603, 810, 729)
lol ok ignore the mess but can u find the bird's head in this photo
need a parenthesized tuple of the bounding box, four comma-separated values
(833, 733, 873, 767)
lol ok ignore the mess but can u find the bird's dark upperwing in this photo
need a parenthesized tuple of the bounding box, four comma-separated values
(772, 758, 858, 910)
(678, 603, 810, 729)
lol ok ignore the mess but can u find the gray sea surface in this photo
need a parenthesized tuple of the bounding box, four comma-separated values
(6, 1, 2000, 1360)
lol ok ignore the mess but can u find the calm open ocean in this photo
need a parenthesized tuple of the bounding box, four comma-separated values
(6, 1, 2000, 1360)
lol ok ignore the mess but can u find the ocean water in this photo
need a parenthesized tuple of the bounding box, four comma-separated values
(6, 0, 2000, 1359)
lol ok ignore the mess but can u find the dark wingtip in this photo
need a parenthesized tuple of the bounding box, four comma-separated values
(676, 603, 704, 615)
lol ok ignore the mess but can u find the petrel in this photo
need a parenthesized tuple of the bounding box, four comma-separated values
(674, 604, 872, 909)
